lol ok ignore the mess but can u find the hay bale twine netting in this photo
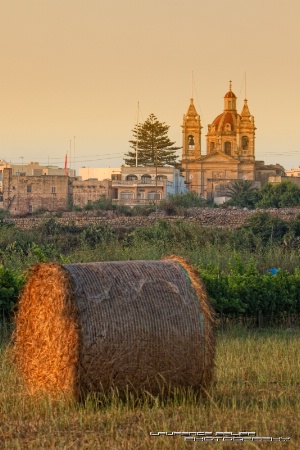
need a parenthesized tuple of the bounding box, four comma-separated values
(13, 256, 215, 400)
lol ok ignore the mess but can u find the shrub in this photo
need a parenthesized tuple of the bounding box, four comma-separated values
(161, 192, 208, 214)
(0, 266, 25, 317)
(198, 254, 300, 322)
(242, 212, 288, 244)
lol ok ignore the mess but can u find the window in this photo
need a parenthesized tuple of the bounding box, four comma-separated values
(126, 174, 138, 181)
(242, 136, 249, 150)
(156, 175, 166, 181)
(188, 135, 195, 149)
(27, 184, 32, 193)
(120, 191, 134, 200)
(51, 186, 56, 194)
(210, 142, 215, 152)
(141, 174, 151, 183)
(224, 142, 231, 155)
(148, 191, 161, 200)
(29, 204, 33, 213)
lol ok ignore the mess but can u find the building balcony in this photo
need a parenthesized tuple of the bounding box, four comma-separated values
(112, 180, 164, 187)
(112, 198, 161, 206)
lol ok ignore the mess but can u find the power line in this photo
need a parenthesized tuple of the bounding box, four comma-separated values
(38, 151, 125, 161)
(10, 154, 126, 166)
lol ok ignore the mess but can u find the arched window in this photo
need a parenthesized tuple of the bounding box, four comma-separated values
(242, 136, 249, 150)
(156, 175, 166, 181)
(210, 142, 215, 152)
(141, 174, 152, 184)
(224, 142, 231, 155)
(188, 135, 195, 150)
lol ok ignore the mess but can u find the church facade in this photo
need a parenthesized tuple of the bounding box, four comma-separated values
(181, 82, 268, 200)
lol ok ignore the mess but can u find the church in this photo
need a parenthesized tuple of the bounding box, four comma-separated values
(181, 82, 283, 200)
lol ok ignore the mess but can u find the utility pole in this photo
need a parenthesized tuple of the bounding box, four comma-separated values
(136, 102, 139, 167)
(73, 136, 76, 177)
(69, 139, 72, 176)
(155, 145, 158, 220)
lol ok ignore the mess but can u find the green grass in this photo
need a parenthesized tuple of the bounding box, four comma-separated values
(0, 325, 299, 449)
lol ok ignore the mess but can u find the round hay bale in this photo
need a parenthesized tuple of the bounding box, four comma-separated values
(13, 257, 215, 400)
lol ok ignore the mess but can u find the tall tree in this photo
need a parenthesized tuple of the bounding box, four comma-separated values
(124, 114, 181, 167)
(226, 179, 260, 208)
(257, 180, 300, 208)
(226, 179, 257, 197)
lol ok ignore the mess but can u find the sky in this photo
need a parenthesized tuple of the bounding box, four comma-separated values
(0, 0, 299, 173)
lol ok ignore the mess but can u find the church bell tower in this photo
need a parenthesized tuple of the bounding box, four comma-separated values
(181, 98, 202, 193)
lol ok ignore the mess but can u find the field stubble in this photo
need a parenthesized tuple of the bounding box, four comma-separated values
(0, 323, 299, 449)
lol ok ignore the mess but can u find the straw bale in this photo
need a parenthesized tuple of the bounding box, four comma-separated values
(12, 263, 79, 398)
(13, 258, 215, 400)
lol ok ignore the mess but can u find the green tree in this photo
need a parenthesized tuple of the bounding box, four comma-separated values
(124, 114, 181, 167)
(225, 179, 260, 208)
(257, 180, 300, 208)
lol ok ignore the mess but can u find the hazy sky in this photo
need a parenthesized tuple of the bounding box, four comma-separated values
(1, 0, 299, 172)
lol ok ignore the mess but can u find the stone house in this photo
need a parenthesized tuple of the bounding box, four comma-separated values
(1, 168, 69, 215)
(0, 168, 114, 215)
(112, 165, 186, 205)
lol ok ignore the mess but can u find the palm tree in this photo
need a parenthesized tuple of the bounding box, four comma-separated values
(226, 180, 257, 197)
(226, 180, 259, 208)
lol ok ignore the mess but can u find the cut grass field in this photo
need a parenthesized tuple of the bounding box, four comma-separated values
(0, 324, 299, 449)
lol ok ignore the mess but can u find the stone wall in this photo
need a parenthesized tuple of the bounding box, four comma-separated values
(72, 179, 113, 207)
(3, 207, 300, 231)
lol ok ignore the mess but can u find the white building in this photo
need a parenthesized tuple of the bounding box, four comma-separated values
(79, 167, 121, 181)
(0, 161, 75, 178)
(285, 168, 300, 177)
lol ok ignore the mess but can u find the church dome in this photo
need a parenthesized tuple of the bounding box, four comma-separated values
(211, 111, 239, 132)
(224, 90, 237, 98)
(208, 81, 239, 133)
